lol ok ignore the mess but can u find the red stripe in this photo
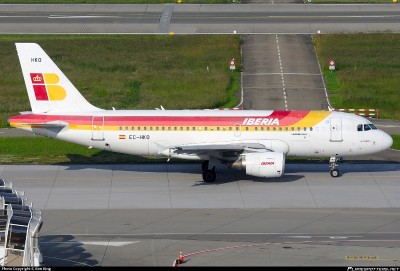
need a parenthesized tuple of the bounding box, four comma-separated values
(9, 111, 311, 126)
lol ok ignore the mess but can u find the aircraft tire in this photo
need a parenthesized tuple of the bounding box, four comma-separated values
(330, 169, 340, 178)
(202, 169, 216, 182)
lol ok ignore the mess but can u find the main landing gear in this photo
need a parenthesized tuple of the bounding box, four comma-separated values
(202, 160, 216, 182)
(329, 156, 342, 178)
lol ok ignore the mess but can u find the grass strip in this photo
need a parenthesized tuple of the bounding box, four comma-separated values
(0, 0, 233, 3)
(314, 33, 400, 120)
(392, 135, 400, 150)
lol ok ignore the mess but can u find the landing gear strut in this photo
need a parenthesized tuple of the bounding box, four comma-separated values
(202, 160, 216, 182)
(329, 156, 341, 178)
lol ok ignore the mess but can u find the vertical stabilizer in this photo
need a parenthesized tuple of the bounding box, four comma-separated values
(15, 43, 102, 113)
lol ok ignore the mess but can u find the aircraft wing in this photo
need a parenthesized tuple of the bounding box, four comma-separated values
(175, 143, 269, 152)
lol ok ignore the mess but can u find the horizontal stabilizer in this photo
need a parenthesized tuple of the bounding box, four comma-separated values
(21, 120, 68, 128)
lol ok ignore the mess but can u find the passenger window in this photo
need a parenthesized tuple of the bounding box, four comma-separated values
(310, 127, 313, 131)
(255, 127, 258, 131)
(357, 124, 363, 131)
(364, 124, 371, 131)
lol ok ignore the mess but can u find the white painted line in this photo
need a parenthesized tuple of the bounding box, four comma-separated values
(275, 34, 288, 110)
(41, 240, 140, 247)
(49, 15, 117, 19)
(82, 241, 140, 247)
(242, 73, 322, 76)
(43, 256, 94, 267)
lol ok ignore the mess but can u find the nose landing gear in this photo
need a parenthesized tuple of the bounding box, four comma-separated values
(329, 156, 342, 177)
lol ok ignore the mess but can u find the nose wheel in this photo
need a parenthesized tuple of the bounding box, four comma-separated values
(329, 156, 341, 178)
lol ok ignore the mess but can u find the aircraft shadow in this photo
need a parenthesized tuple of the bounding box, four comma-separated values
(39, 235, 98, 267)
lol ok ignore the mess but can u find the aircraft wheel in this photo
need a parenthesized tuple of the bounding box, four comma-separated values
(330, 169, 340, 178)
(202, 169, 216, 182)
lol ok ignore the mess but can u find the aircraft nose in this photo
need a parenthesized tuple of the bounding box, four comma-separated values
(381, 132, 393, 150)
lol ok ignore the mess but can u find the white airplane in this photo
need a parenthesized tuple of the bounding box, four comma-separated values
(8, 43, 393, 182)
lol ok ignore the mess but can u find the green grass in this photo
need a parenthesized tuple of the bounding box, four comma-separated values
(0, 35, 241, 128)
(392, 135, 400, 150)
(308, 0, 394, 2)
(314, 33, 400, 120)
(0, 137, 175, 164)
(0, 0, 233, 3)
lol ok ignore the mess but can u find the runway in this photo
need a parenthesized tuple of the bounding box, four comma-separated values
(1, 3, 400, 34)
(1, 163, 400, 266)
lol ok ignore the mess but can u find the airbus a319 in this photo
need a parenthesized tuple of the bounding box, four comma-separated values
(8, 43, 393, 182)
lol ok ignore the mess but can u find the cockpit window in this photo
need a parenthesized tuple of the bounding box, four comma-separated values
(358, 124, 378, 131)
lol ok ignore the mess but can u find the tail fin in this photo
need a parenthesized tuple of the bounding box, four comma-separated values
(15, 43, 102, 114)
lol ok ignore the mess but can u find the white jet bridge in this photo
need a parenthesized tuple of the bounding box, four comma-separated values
(0, 179, 43, 266)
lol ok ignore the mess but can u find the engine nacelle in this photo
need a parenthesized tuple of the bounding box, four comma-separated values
(231, 152, 285, 178)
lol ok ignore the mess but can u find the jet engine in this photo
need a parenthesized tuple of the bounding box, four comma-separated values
(230, 152, 285, 178)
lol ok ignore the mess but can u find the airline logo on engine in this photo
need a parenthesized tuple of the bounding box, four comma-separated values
(242, 118, 279, 126)
(261, 161, 275, 166)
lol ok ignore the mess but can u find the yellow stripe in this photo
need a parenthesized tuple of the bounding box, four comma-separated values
(290, 111, 331, 127)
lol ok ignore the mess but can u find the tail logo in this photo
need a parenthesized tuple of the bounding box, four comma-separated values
(30, 73, 66, 101)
